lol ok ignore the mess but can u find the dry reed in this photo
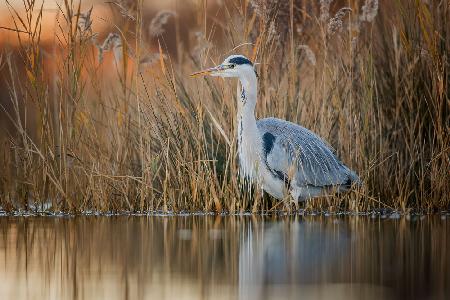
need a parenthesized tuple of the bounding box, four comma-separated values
(0, 0, 448, 214)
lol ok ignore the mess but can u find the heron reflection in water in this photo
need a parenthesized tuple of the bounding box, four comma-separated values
(237, 218, 392, 300)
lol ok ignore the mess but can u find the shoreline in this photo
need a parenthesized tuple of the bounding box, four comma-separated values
(1, 209, 448, 218)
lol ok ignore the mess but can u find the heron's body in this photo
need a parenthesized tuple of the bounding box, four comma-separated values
(192, 55, 360, 203)
(241, 117, 359, 201)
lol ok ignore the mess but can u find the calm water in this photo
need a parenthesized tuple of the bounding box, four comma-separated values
(0, 215, 448, 300)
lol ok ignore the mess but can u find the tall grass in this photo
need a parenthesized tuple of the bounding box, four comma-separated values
(0, 0, 448, 213)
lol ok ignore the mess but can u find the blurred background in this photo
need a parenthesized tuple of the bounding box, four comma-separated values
(0, 0, 448, 212)
(0, 0, 219, 138)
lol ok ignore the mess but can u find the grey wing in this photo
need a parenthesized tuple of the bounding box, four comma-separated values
(257, 117, 359, 187)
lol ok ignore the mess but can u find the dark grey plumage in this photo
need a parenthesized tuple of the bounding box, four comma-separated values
(257, 117, 360, 189)
(229, 56, 253, 66)
(262, 132, 276, 155)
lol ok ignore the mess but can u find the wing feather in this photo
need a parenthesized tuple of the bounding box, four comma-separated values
(257, 117, 358, 187)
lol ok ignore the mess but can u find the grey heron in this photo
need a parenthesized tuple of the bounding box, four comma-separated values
(191, 55, 360, 205)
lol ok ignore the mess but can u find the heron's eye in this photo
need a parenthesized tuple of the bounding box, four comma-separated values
(229, 64, 235, 69)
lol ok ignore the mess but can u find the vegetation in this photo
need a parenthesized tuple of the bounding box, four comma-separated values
(0, 0, 448, 213)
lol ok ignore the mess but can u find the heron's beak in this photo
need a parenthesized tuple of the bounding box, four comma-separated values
(190, 65, 223, 77)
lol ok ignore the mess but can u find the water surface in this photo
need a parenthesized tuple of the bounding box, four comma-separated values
(0, 215, 448, 299)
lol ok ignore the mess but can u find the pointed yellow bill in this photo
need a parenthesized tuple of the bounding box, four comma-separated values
(190, 66, 222, 77)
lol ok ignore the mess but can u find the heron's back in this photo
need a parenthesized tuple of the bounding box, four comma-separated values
(256, 117, 359, 188)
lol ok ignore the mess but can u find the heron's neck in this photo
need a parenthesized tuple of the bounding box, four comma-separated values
(237, 71, 261, 178)
(238, 72, 257, 115)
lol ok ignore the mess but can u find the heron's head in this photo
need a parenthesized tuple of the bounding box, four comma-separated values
(190, 55, 256, 78)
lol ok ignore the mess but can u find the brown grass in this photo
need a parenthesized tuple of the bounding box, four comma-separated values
(0, 0, 448, 213)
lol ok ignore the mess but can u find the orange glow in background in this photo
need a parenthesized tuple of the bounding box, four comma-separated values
(0, 0, 190, 46)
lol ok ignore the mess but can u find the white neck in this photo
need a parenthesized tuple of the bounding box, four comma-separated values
(236, 69, 261, 179)
(237, 70, 257, 113)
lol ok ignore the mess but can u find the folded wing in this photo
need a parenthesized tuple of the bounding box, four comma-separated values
(257, 117, 359, 188)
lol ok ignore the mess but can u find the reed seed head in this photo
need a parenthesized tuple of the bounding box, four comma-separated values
(298, 45, 317, 66)
(327, 7, 351, 35)
(149, 10, 176, 38)
(250, 0, 269, 18)
(192, 32, 212, 60)
(76, 6, 93, 33)
(108, 1, 136, 21)
(360, 0, 379, 23)
(98, 33, 123, 63)
(320, 0, 333, 22)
